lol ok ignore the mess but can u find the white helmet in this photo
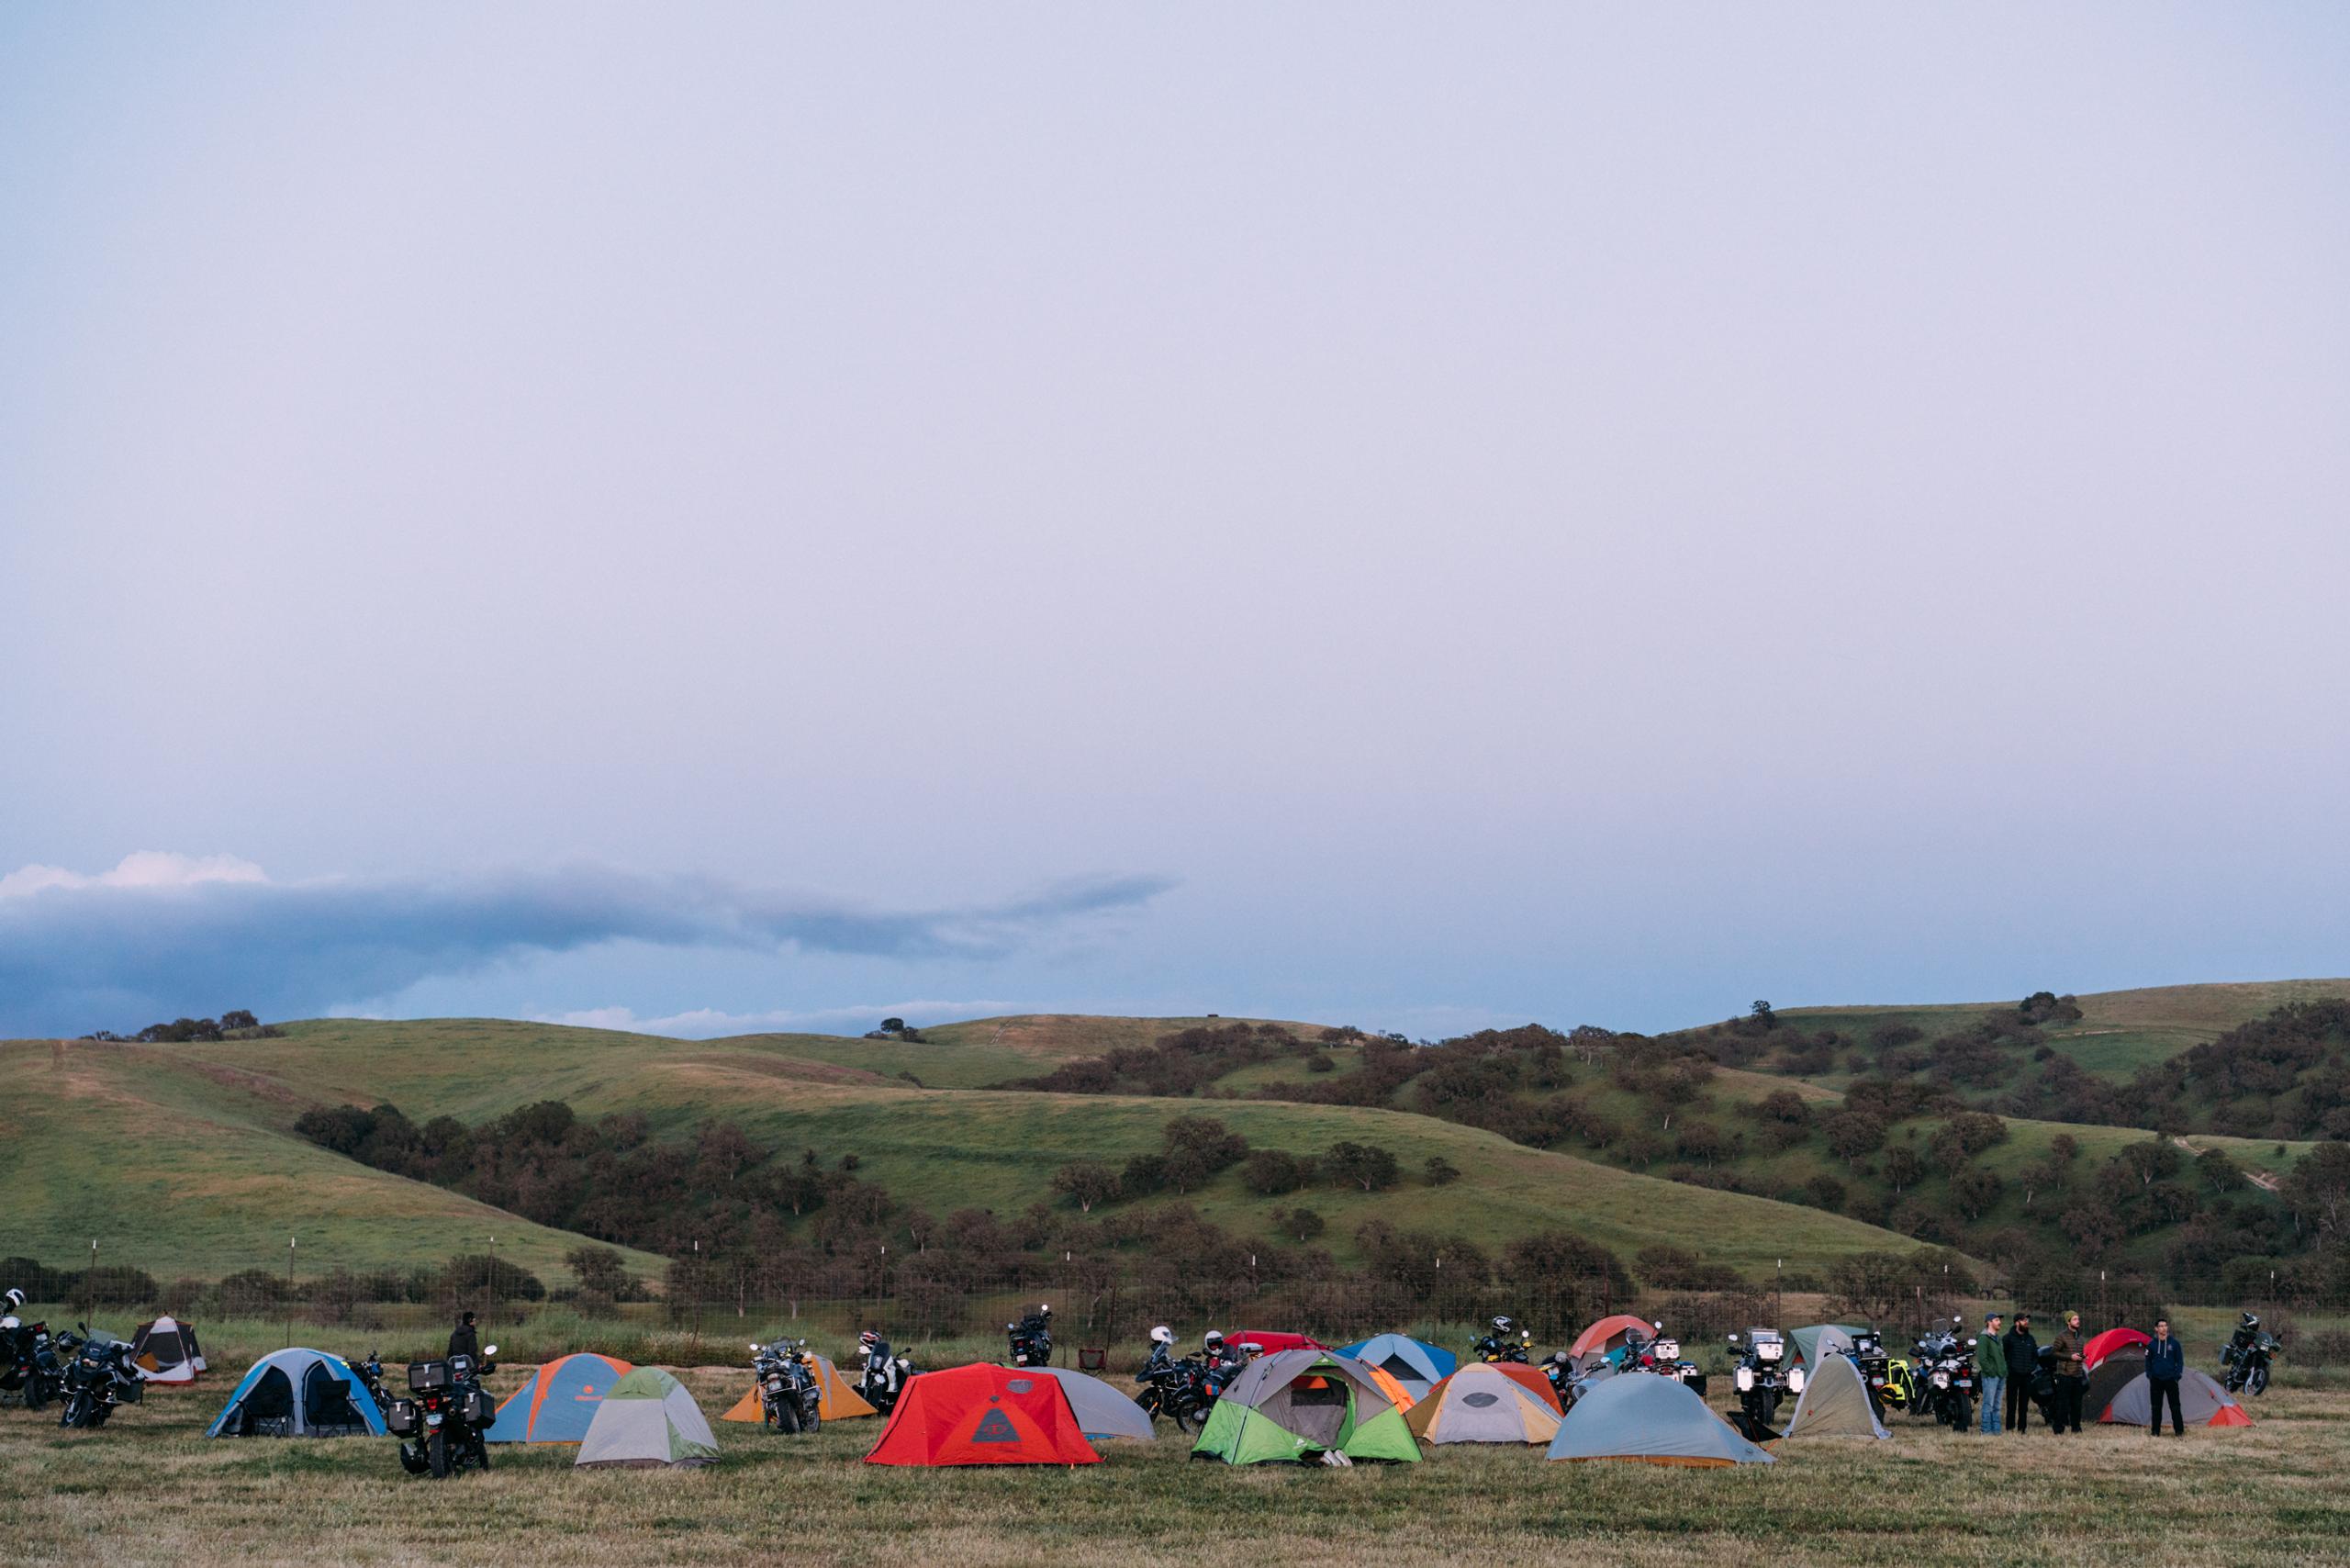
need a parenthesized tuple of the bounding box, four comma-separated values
(1150, 1325, 1174, 1345)
(1203, 1328, 1225, 1346)
(4, 1289, 23, 1311)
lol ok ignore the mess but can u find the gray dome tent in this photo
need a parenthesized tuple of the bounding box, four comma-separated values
(1030, 1366, 1156, 1442)
(1780, 1350, 1889, 1439)
(1546, 1371, 1774, 1467)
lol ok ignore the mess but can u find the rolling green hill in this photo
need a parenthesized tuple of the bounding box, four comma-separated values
(0, 1038, 668, 1282)
(1, 1016, 1930, 1282)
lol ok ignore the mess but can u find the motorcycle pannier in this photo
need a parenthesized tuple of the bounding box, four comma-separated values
(387, 1398, 420, 1436)
(459, 1388, 495, 1427)
(407, 1360, 451, 1393)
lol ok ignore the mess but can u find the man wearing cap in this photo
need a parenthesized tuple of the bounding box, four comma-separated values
(1976, 1312, 2009, 1434)
(2002, 1312, 2039, 1433)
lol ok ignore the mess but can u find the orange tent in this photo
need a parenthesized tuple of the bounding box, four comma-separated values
(722, 1351, 877, 1422)
(1493, 1361, 1565, 1413)
(864, 1363, 1100, 1466)
(2082, 1327, 2150, 1371)
(1355, 1360, 1417, 1413)
(1569, 1315, 1653, 1359)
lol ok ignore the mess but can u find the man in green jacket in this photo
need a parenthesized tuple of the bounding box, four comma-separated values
(1977, 1312, 2009, 1434)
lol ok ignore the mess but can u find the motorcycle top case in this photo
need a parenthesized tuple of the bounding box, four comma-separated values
(407, 1360, 452, 1393)
(387, 1398, 420, 1436)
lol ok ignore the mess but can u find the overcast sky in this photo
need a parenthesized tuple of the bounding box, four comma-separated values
(5, 2, 2347, 1040)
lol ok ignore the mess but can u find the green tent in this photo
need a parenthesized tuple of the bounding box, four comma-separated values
(1192, 1349, 1420, 1465)
(1788, 1325, 1866, 1367)
(575, 1368, 719, 1468)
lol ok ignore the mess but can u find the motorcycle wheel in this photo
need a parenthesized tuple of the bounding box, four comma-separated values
(472, 1437, 491, 1473)
(2248, 1364, 2268, 1396)
(27, 1380, 50, 1414)
(58, 1394, 84, 1428)
(90, 1403, 111, 1428)
(778, 1400, 800, 1435)
(1176, 1405, 1205, 1435)
(1953, 1394, 1971, 1430)
(428, 1429, 450, 1479)
(804, 1403, 821, 1436)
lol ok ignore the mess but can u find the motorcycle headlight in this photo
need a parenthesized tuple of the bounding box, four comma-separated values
(1931, 1371, 1950, 1387)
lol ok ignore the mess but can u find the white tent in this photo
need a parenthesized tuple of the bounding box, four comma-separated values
(1780, 1351, 1889, 1439)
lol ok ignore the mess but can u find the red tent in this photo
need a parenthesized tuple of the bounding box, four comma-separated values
(1228, 1330, 1325, 1354)
(863, 1363, 1102, 1467)
(1570, 1315, 1653, 1359)
(1493, 1361, 1565, 1414)
(2082, 1327, 2151, 1371)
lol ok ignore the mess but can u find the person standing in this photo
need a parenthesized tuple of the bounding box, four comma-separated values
(2144, 1317, 2186, 1437)
(2048, 1312, 2087, 1434)
(447, 1310, 481, 1362)
(1977, 1312, 2008, 1434)
(2004, 1312, 2039, 1433)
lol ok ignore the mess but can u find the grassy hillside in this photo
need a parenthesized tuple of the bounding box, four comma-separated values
(1774, 979, 2350, 1083)
(0, 1039, 666, 1282)
(4, 1017, 1933, 1282)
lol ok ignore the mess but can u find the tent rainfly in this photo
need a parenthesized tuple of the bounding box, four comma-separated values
(576, 1368, 720, 1468)
(2082, 1327, 2152, 1371)
(206, 1349, 385, 1439)
(1787, 1324, 1864, 1367)
(1568, 1315, 1655, 1361)
(2099, 1369, 2251, 1428)
(1546, 1372, 1774, 1467)
(1405, 1363, 1564, 1446)
(1332, 1335, 1456, 1401)
(864, 1363, 1101, 1466)
(129, 1316, 206, 1383)
(1192, 1350, 1419, 1465)
(1027, 1366, 1156, 1442)
(487, 1353, 634, 1443)
(1779, 1351, 1890, 1440)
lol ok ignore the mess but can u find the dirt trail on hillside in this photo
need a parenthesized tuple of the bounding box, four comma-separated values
(2171, 1134, 2282, 1192)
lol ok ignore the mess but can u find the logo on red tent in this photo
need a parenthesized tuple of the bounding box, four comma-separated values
(971, 1408, 1021, 1443)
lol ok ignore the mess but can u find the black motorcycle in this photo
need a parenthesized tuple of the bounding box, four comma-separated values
(57, 1327, 143, 1429)
(2221, 1327, 2277, 1396)
(388, 1346, 497, 1478)
(347, 1350, 394, 1417)
(1135, 1355, 1217, 1433)
(1007, 1310, 1054, 1369)
(752, 1339, 822, 1434)
(860, 1345, 915, 1416)
(1913, 1322, 1977, 1429)
(1727, 1327, 1803, 1439)
(3, 1316, 65, 1413)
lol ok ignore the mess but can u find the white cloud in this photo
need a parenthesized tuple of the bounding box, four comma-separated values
(0, 851, 268, 900)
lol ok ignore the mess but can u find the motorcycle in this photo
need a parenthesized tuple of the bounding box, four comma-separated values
(388, 1345, 498, 1478)
(57, 1327, 143, 1429)
(1135, 1355, 1217, 1433)
(1727, 1327, 1805, 1439)
(1852, 1329, 1912, 1416)
(1625, 1330, 1707, 1399)
(751, 1339, 822, 1434)
(860, 1348, 915, 1416)
(1912, 1320, 1977, 1429)
(3, 1316, 65, 1413)
(2221, 1329, 2277, 1396)
(1007, 1310, 1054, 1369)
(347, 1350, 394, 1417)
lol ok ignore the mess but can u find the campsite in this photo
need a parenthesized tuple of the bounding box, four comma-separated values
(1, 1305, 2341, 1567)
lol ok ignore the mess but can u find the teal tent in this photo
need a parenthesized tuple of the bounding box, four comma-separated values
(1789, 1324, 1865, 1367)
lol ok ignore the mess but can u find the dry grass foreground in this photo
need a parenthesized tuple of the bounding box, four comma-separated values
(1, 1361, 2339, 1568)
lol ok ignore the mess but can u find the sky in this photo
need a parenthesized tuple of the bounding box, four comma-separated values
(5, 2, 2349, 1041)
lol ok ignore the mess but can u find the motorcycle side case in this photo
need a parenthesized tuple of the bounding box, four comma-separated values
(387, 1399, 420, 1436)
(459, 1389, 494, 1427)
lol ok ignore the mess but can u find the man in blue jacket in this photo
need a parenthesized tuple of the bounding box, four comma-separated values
(2144, 1317, 2186, 1436)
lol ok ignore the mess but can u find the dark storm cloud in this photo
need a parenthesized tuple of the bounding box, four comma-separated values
(0, 864, 1175, 1036)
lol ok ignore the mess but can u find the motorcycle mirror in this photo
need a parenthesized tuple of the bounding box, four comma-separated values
(482, 1344, 498, 1359)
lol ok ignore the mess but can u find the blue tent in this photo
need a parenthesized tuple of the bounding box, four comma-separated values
(487, 1352, 632, 1443)
(1546, 1372, 1773, 1467)
(1333, 1334, 1456, 1399)
(206, 1348, 386, 1439)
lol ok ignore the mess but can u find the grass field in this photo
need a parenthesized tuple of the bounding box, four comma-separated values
(3, 1309, 2338, 1568)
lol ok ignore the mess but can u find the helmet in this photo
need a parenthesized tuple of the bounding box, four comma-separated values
(1491, 1316, 1516, 1334)
(2242, 1312, 2260, 1327)
(3, 1288, 22, 1311)
(859, 1329, 878, 1350)
(1203, 1329, 1225, 1346)
(1550, 1350, 1571, 1366)
(1150, 1326, 1174, 1345)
